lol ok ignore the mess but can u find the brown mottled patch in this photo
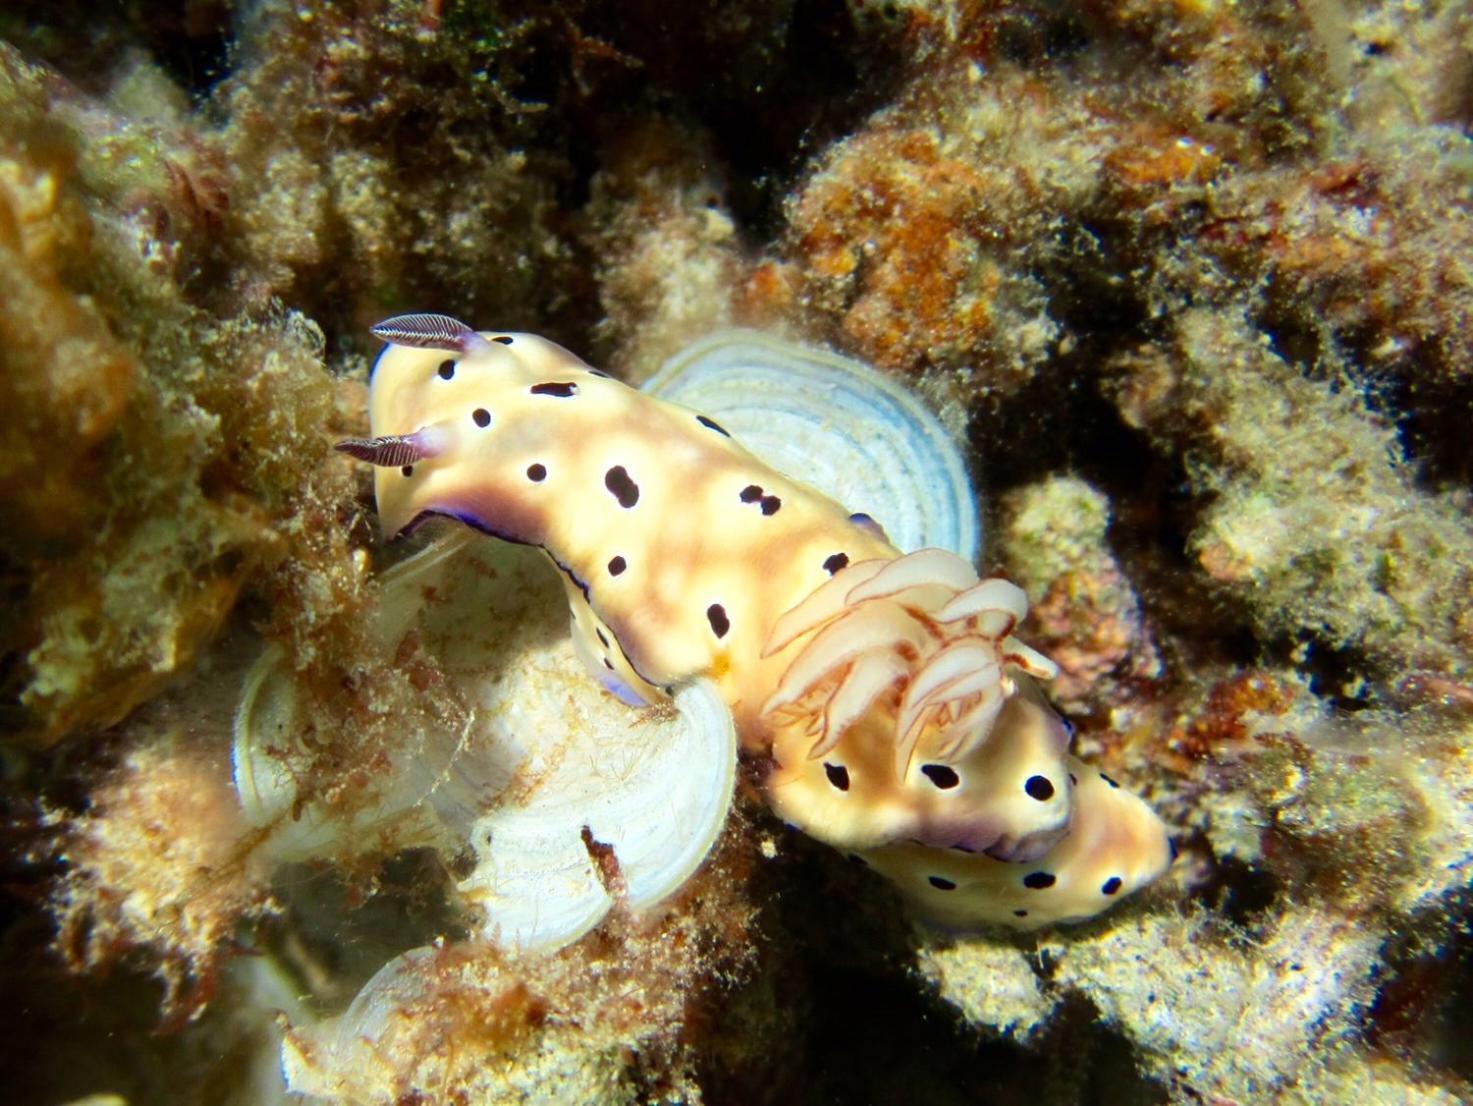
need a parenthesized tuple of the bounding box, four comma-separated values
(1165, 671, 1301, 769)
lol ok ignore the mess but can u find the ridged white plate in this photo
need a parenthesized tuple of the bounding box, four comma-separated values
(234, 536, 736, 953)
(643, 330, 979, 563)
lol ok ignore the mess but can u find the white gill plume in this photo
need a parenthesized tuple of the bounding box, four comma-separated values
(759, 548, 1058, 774)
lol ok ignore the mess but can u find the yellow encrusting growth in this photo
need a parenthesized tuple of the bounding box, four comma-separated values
(350, 315, 1173, 929)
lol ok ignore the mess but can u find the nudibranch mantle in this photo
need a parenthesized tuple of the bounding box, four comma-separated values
(362, 327, 898, 720)
(343, 314, 1172, 930)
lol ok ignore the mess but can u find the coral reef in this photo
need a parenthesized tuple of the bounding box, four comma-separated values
(49, 713, 276, 1021)
(778, 64, 1075, 393)
(215, 0, 580, 332)
(1107, 306, 1473, 680)
(5, 0, 1473, 1102)
(582, 120, 752, 380)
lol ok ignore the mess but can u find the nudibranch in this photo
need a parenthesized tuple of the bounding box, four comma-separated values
(339, 314, 1171, 929)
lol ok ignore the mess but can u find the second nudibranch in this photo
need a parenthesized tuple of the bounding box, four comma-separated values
(340, 313, 1172, 929)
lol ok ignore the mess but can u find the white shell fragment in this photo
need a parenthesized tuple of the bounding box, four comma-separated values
(456, 677, 735, 953)
(233, 643, 449, 863)
(643, 330, 980, 562)
(233, 533, 737, 953)
(282, 948, 443, 1101)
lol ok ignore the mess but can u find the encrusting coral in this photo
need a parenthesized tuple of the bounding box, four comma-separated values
(582, 120, 752, 381)
(214, 0, 579, 331)
(994, 475, 1162, 710)
(0, 42, 355, 745)
(1107, 306, 1473, 680)
(49, 716, 276, 1021)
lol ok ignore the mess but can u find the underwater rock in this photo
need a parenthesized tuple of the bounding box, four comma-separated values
(215, 0, 576, 327)
(995, 475, 1162, 709)
(1046, 909, 1383, 1102)
(918, 936, 1058, 1045)
(50, 722, 276, 1020)
(781, 64, 1070, 394)
(275, 836, 758, 1106)
(0, 44, 364, 744)
(1107, 307, 1473, 679)
(583, 119, 753, 381)
(283, 946, 634, 1106)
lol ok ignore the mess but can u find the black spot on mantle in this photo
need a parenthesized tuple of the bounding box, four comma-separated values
(605, 465, 639, 508)
(1025, 775, 1055, 801)
(921, 764, 960, 790)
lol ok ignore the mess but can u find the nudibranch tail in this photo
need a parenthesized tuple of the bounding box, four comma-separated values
(859, 754, 1173, 930)
(370, 311, 492, 354)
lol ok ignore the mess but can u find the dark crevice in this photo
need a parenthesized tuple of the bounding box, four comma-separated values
(0, 1, 235, 100)
(710, 822, 1167, 1105)
(561, 0, 909, 237)
(1197, 855, 1282, 932)
(1392, 375, 1473, 490)
(1370, 910, 1473, 1081)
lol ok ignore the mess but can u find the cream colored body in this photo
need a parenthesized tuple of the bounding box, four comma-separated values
(370, 333, 896, 735)
(359, 324, 1173, 929)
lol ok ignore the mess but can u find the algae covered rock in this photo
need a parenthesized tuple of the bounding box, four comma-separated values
(4, 0, 1473, 1103)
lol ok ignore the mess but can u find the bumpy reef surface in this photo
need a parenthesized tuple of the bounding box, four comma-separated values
(2, 1, 1472, 1104)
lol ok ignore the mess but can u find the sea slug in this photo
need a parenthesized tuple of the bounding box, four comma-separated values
(338, 313, 1172, 928)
